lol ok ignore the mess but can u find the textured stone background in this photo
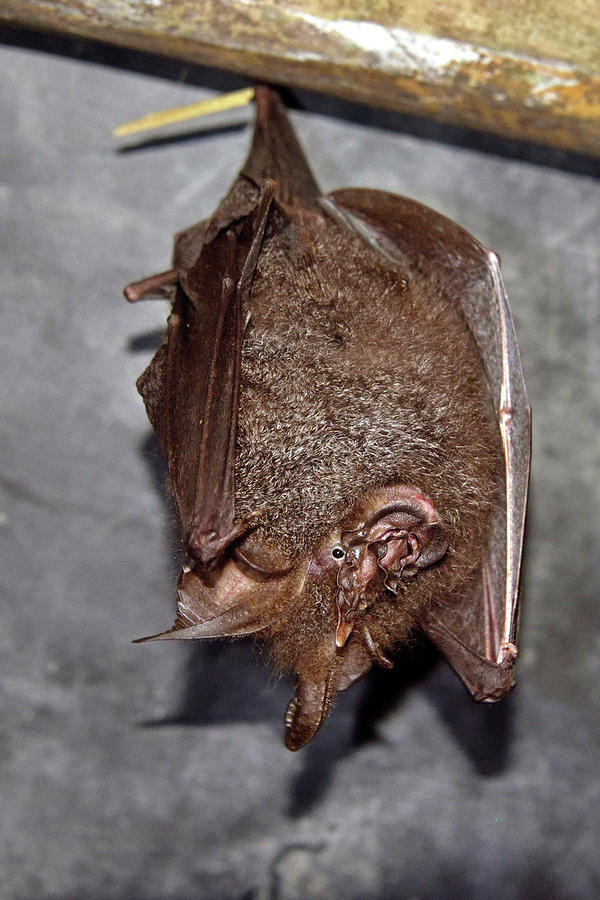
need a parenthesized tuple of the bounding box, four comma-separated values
(1, 28, 599, 900)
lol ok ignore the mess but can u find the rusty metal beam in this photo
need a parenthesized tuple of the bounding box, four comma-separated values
(1, 0, 599, 156)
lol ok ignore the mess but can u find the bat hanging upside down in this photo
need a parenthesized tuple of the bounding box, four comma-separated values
(125, 86, 530, 750)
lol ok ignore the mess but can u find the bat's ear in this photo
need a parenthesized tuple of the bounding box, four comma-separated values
(331, 487, 448, 648)
(341, 486, 448, 578)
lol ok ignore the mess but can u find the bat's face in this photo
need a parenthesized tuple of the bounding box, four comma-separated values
(175, 480, 452, 749)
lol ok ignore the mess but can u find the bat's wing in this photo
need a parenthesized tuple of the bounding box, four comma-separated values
(131, 86, 325, 641)
(322, 189, 531, 700)
(134, 87, 322, 571)
(135, 560, 304, 644)
(135, 179, 274, 568)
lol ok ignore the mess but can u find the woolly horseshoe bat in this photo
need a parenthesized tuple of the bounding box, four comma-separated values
(125, 86, 530, 751)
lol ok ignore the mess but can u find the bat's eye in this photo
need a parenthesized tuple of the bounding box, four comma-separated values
(331, 547, 345, 560)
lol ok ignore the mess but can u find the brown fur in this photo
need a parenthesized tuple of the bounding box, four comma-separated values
(240, 221, 499, 548)
(232, 212, 503, 702)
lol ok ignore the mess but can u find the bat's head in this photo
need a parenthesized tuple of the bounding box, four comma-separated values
(269, 483, 448, 749)
(146, 481, 448, 750)
(328, 486, 447, 646)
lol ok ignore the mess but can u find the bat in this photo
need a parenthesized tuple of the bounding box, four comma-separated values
(125, 86, 530, 751)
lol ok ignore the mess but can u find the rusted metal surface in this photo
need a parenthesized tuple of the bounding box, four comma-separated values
(2, 0, 599, 155)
